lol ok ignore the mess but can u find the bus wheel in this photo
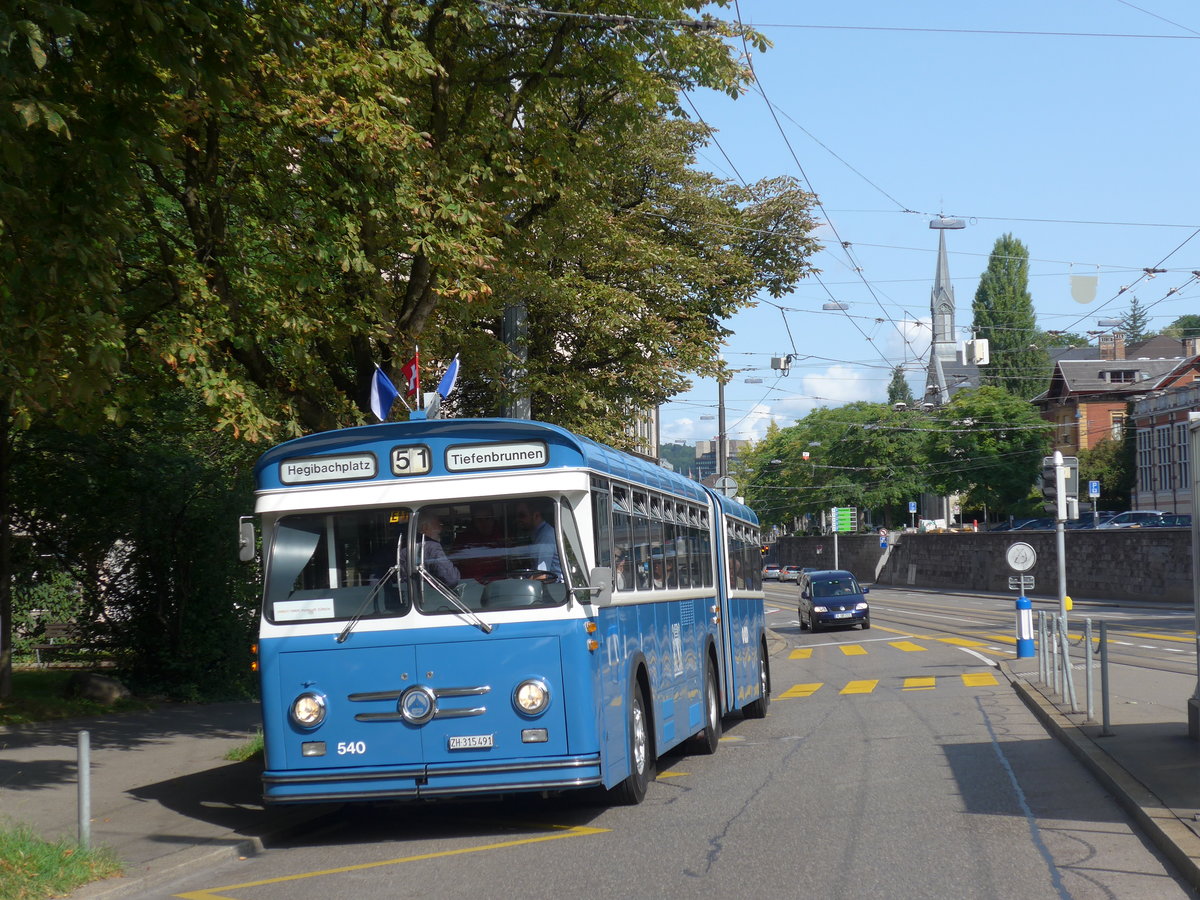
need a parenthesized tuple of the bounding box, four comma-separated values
(743, 642, 771, 719)
(689, 663, 722, 755)
(612, 684, 653, 805)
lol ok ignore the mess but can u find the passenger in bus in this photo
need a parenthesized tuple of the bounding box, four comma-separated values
(455, 504, 506, 583)
(400, 515, 460, 588)
(651, 556, 666, 589)
(514, 499, 561, 582)
(614, 551, 632, 591)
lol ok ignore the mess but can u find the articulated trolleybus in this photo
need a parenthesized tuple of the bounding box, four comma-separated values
(247, 417, 769, 805)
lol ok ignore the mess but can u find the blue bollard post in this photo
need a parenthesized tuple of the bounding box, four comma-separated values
(1016, 594, 1035, 658)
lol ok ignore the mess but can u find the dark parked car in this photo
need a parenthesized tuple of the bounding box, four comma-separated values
(799, 569, 870, 632)
(1097, 510, 1166, 528)
(1150, 513, 1192, 527)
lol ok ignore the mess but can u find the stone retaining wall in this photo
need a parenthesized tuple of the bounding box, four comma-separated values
(771, 528, 1194, 604)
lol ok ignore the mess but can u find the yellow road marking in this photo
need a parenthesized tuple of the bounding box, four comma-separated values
(903, 676, 936, 690)
(982, 634, 1017, 645)
(175, 824, 610, 899)
(789, 648, 813, 659)
(657, 770, 689, 778)
(939, 637, 988, 648)
(779, 683, 823, 698)
(839, 644, 868, 656)
(889, 641, 926, 652)
(1124, 631, 1195, 644)
(961, 672, 999, 687)
(840, 679, 878, 695)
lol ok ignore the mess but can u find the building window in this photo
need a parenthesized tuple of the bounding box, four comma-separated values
(1137, 430, 1153, 494)
(1176, 422, 1190, 496)
(1110, 412, 1124, 441)
(1106, 370, 1137, 383)
(1155, 425, 1172, 492)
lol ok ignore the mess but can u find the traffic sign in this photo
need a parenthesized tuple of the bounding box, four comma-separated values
(1088, 480, 1100, 499)
(832, 506, 857, 533)
(1005, 542, 1037, 572)
(1008, 575, 1035, 591)
(715, 475, 738, 498)
(908, 501, 917, 514)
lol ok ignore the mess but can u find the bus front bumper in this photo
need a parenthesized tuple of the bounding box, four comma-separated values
(262, 754, 603, 804)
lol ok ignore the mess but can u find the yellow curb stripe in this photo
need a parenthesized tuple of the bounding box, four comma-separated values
(174, 824, 610, 899)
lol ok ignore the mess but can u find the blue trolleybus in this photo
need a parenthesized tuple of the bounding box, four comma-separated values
(247, 417, 769, 805)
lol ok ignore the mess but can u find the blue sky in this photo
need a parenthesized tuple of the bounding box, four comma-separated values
(661, 0, 1200, 447)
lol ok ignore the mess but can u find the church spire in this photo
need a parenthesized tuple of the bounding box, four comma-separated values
(925, 216, 965, 404)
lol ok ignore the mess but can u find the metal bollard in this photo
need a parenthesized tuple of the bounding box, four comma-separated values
(1060, 614, 1078, 713)
(1038, 610, 1048, 684)
(78, 730, 90, 849)
(1100, 620, 1113, 736)
(1084, 618, 1094, 723)
(1051, 615, 1061, 696)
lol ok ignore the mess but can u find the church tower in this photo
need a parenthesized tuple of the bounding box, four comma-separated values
(924, 217, 965, 405)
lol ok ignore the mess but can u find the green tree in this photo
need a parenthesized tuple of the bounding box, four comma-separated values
(972, 234, 1049, 399)
(9, 400, 261, 699)
(1163, 314, 1200, 339)
(926, 386, 1051, 513)
(1039, 330, 1090, 349)
(738, 403, 931, 530)
(886, 366, 915, 406)
(1079, 435, 1134, 511)
(1118, 296, 1153, 343)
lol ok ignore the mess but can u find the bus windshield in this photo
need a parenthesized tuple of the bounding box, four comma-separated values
(265, 498, 577, 623)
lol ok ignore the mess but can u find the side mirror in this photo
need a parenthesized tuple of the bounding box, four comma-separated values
(862, 586, 870, 594)
(579, 566, 613, 607)
(238, 516, 256, 562)
(801, 589, 810, 600)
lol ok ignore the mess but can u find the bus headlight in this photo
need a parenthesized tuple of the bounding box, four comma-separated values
(290, 691, 327, 729)
(513, 679, 550, 717)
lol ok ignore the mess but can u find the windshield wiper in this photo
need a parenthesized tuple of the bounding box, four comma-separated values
(418, 565, 492, 634)
(336, 567, 395, 644)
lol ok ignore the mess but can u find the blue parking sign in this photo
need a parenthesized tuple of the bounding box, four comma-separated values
(1088, 480, 1100, 498)
(908, 501, 917, 514)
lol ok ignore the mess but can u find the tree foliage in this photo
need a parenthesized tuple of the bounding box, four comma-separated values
(1163, 314, 1200, 339)
(925, 386, 1051, 512)
(2, 1, 803, 440)
(971, 234, 1049, 400)
(8, 399, 260, 699)
(1118, 296, 1153, 344)
(1079, 435, 1134, 511)
(738, 403, 932, 530)
(886, 366, 914, 406)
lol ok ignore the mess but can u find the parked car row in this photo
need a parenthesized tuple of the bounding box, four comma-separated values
(989, 511, 1191, 531)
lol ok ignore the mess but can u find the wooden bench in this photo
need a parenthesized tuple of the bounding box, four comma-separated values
(30, 622, 87, 665)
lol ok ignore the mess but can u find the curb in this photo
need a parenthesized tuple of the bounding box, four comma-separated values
(72, 805, 344, 899)
(999, 660, 1200, 892)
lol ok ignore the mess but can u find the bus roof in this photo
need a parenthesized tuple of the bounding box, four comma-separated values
(254, 418, 758, 524)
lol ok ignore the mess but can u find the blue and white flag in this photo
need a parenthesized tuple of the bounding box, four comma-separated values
(437, 354, 460, 399)
(370, 365, 400, 421)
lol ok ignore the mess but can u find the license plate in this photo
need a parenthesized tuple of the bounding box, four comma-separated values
(448, 734, 494, 750)
(834, 613, 851, 619)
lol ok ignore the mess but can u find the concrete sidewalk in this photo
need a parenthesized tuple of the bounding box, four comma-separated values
(1003, 653, 1200, 892)
(2, 644, 1200, 897)
(0, 702, 335, 899)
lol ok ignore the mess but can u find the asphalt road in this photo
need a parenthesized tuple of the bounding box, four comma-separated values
(139, 586, 1195, 899)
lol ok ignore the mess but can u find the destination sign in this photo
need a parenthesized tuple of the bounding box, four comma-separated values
(445, 441, 548, 472)
(279, 452, 377, 485)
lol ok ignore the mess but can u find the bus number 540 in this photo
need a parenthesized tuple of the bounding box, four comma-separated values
(337, 741, 367, 755)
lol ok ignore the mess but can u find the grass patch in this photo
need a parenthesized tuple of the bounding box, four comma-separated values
(225, 728, 264, 762)
(0, 825, 122, 900)
(0, 670, 152, 728)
